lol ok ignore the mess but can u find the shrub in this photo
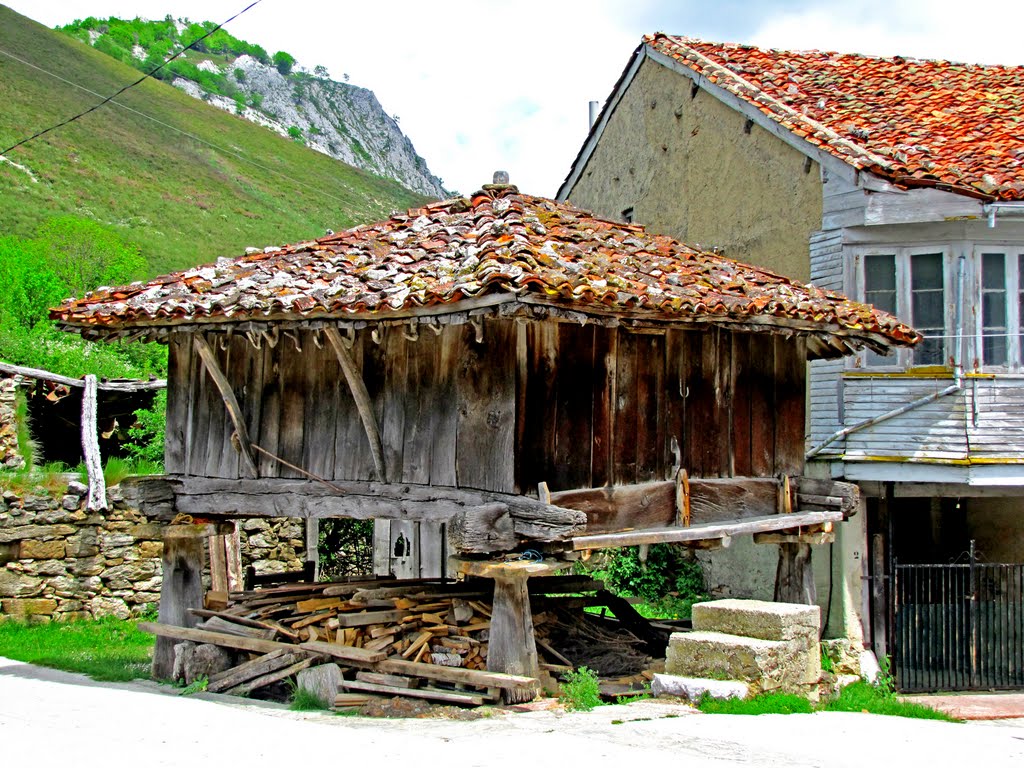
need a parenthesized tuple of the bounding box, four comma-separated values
(560, 666, 602, 711)
(273, 51, 296, 76)
(125, 390, 167, 467)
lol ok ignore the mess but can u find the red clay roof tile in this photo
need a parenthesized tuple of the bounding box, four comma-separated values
(645, 34, 1024, 200)
(52, 187, 917, 353)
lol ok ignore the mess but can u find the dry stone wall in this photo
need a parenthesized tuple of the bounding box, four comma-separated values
(0, 378, 25, 469)
(0, 479, 306, 622)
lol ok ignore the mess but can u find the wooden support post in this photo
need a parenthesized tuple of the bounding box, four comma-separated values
(153, 526, 207, 680)
(193, 334, 259, 478)
(774, 542, 816, 605)
(80, 374, 106, 511)
(324, 327, 387, 483)
(208, 523, 243, 594)
(489, 572, 539, 704)
(454, 557, 572, 704)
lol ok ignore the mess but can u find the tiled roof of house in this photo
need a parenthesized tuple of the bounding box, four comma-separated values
(53, 186, 918, 354)
(645, 34, 1024, 200)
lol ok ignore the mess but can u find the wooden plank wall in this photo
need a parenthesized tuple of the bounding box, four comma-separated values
(514, 324, 806, 492)
(165, 319, 806, 492)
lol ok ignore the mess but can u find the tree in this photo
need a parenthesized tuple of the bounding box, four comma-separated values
(313, 64, 329, 79)
(273, 51, 296, 76)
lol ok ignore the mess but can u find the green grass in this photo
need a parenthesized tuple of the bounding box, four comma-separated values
(289, 686, 332, 711)
(0, 6, 429, 278)
(697, 681, 958, 721)
(0, 616, 154, 682)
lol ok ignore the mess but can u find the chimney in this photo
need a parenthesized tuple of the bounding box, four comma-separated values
(588, 101, 600, 129)
(492, 170, 510, 185)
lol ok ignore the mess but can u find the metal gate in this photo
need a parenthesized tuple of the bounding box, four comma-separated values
(893, 543, 1024, 692)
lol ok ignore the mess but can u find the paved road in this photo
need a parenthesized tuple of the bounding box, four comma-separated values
(2, 657, 1023, 767)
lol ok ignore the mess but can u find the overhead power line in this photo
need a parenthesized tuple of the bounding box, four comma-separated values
(0, 0, 263, 156)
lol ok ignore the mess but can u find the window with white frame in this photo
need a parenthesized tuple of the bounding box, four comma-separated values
(975, 248, 1024, 368)
(858, 248, 949, 367)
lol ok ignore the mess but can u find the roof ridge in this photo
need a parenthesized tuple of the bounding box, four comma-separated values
(650, 34, 895, 173)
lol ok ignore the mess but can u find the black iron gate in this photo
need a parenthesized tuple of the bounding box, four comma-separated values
(893, 542, 1024, 692)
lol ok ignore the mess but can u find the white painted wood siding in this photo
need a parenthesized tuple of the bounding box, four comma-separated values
(808, 229, 846, 455)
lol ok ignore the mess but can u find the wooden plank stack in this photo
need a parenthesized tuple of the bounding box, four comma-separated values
(142, 575, 628, 708)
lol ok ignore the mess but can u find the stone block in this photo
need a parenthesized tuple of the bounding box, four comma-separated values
(297, 663, 343, 706)
(0, 524, 75, 544)
(71, 556, 105, 577)
(19, 539, 66, 560)
(23, 559, 67, 577)
(139, 541, 163, 559)
(2, 598, 57, 617)
(666, 631, 817, 696)
(0, 568, 43, 597)
(89, 596, 130, 619)
(65, 530, 99, 558)
(129, 523, 163, 541)
(650, 673, 749, 701)
(62, 494, 80, 511)
(692, 599, 820, 643)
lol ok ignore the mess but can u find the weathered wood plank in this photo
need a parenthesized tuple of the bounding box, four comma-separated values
(613, 330, 639, 485)
(749, 333, 776, 476)
(487, 571, 539, 703)
(591, 325, 617, 488)
(430, 329, 459, 486)
(515, 322, 558, 492)
(456, 318, 516, 493)
(340, 679, 488, 706)
(550, 477, 781, 533)
(664, 329, 688, 481)
(401, 331, 436, 484)
(381, 330, 409, 485)
(164, 334, 190, 474)
(572, 510, 844, 550)
(553, 323, 594, 490)
(325, 327, 387, 483)
(775, 543, 816, 604)
(277, 333, 308, 480)
(731, 334, 754, 477)
(193, 334, 259, 478)
(635, 332, 666, 482)
(256, 339, 282, 478)
(774, 337, 806, 476)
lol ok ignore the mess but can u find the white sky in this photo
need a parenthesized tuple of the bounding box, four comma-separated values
(5, 1, 1024, 198)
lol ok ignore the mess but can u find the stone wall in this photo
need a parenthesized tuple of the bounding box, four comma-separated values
(0, 377, 25, 470)
(0, 479, 307, 623)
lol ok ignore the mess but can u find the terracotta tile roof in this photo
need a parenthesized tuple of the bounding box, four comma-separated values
(52, 186, 918, 354)
(645, 34, 1024, 200)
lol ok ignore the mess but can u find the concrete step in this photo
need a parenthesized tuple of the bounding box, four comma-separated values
(692, 598, 820, 642)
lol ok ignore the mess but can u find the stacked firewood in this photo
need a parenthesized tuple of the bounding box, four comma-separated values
(141, 574, 660, 708)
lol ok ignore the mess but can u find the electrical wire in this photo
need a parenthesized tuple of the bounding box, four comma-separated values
(0, 46, 362, 209)
(0, 0, 263, 156)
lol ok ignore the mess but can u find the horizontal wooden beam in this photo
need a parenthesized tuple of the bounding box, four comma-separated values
(120, 476, 586, 542)
(0, 360, 166, 391)
(571, 510, 845, 550)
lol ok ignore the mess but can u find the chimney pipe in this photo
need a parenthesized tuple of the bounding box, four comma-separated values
(588, 101, 599, 129)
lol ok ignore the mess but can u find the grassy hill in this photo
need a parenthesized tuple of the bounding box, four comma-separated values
(0, 6, 430, 276)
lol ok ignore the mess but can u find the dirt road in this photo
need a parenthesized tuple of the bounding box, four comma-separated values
(2, 657, 1022, 767)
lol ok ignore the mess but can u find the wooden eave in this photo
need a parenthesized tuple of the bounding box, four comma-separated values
(58, 292, 901, 360)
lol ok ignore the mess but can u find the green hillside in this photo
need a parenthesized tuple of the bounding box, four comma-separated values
(0, 6, 429, 277)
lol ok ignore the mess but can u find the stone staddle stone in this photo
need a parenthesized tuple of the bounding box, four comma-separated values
(666, 631, 795, 692)
(692, 599, 820, 642)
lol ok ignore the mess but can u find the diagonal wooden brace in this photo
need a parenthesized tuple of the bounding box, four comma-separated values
(193, 333, 259, 478)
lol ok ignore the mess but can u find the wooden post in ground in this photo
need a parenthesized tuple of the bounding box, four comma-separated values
(453, 557, 572, 703)
(774, 542, 816, 604)
(153, 524, 226, 679)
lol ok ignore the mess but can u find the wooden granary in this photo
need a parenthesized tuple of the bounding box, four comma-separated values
(54, 180, 917, 692)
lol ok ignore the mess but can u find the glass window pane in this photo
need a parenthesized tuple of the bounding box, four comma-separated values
(982, 253, 1007, 366)
(864, 254, 897, 366)
(910, 253, 945, 365)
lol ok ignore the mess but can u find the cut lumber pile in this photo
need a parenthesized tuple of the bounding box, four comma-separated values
(141, 574, 657, 708)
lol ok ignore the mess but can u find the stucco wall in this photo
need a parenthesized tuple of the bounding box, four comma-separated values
(565, 57, 821, 282)
(966, 497, 1024, 563)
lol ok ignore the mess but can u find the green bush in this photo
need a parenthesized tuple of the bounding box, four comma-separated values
(273, 51, 296, 76)
(560, 666, 602, 711)
(601, 544, 706, 604)
(125, 390, 167, 467)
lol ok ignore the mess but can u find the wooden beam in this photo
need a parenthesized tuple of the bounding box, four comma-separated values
(550, 477, 781, 533)
(324, 327, 387, 483)
(775, 543, 816, 604)
(121, 477, 587, 541)
(192, 333, 259, 478)
(151, 533, 205, 680)
(571, 510, 844, 550)
(80, 374, 106, 512)
(0, 360, 166, 391)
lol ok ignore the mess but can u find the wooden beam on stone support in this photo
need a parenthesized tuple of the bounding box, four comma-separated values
(80, 374, 106, 511)
(193, 334, 259, 479)
(324, 327, 387, 483)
